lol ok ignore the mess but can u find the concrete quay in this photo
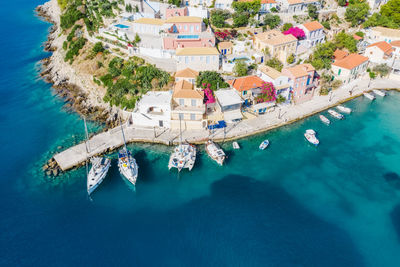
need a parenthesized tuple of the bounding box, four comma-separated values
(53, 78, 400, 171)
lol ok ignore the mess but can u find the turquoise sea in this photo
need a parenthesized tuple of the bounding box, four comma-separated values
(1, 1, 400, 266)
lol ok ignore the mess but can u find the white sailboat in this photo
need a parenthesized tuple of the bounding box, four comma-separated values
(328, 109, 344, 119)
(118, 117, 138, 186)
(205, 140, 226, 166)
(337, 105, 352, 114)
(168, 118, 196, 172)
(84, 118, 110, 195)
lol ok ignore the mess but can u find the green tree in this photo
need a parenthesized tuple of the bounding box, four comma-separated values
(233, 12, 250, 27)
(287, 54, 295, 64)
(282, 23, 293, 32)
(196, 71, 229, 90)
(381, 0, 400, 25)
(307, 4, 318, 20)
(309, 41, 336, 70)
(210, 10, 231, 28)
(234, 60, 248, 76)
(338, 0, 347, 6)
(134, 34, 141, 45)
(232, 0, 261, 16)
(334, 32, 357, 52)
(265, 57, 283, 72)
(92, 42, 104, 54)
(345, 3, 370, 27)
(369, 71, 376, 79)
(168, 0, 181, 7)
(108, 57, 124, 77)
(355, 31, 364, 38)
(373, 64, 391, 77)
(263, 14, 281, 29)
(321, 21, 330, 30)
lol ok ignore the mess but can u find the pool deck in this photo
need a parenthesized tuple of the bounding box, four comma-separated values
(53, 78, 400, 171)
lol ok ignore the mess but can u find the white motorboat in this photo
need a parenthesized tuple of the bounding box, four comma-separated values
(363, 92, 376, 100)
(304, 129, 319, 146)
(118, 148, 139, 186)
(205, 140, 226, 166)
(373, 89, 386, 97)
(328, 109, 344, 120)
(168, 143, 196, 172)
(233, 141, 240, 149)
(259, 140, 270, 150)
(87, 157, 111, 195)
(337, 105, 352, 114)
(319, 115, 330, 125)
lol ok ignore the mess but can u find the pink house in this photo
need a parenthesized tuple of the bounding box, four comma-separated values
(165, 7, 188, 19)
(281, 64, 318, 104)
(162, 16, 215, 50)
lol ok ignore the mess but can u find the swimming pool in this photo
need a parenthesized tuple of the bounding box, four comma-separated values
(115, 24, 130, 29)
(177, 35, 199, 39)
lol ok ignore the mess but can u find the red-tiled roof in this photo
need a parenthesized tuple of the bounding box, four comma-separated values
(228, 75, 265, 92)
(332, 53, 369, 70)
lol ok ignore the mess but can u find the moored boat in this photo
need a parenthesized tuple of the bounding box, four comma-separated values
(118, 148, 138, 186)
(304, 129, 319, 146)
(363, 92, 375, 100)
(337, 105, 352, 114)
(259, 140, 270, 150)
(205, 140, 226, 166)
(87, 157, 111, 195)
(373, 89, 386, 97)
(319, 115, 330, 125)
(168, 143, 196, 172)
(233, 141, 240, 149)
(328, 109, 344, 119)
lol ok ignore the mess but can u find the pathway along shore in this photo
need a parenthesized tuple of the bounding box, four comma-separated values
(51, 79, 400, 172)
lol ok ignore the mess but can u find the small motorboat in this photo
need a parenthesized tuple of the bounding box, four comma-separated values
(319, 115, 330, 125)
(304, 129, 319, 146)
(363, 92, 376, 100)
(259, 140, 270, 150)
(328, 109, 344, 120)
(373, 89, 386, 97)
(337, 105, 352, 114)
(87, 157, 111, 195)
(205, 140, 226, 166)
(232, 141, 240, 149)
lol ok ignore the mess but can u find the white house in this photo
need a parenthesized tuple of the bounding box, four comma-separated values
(368, 27, 400, 44)
(185, 0, 213, 7)
(390, 40, 400, 58)
(298, 21, 325, 48)
(331, 53, 369, 84)
(281, 0, 321, 13)
(131, 18, 166, 35)
(215, 0, 234, 10)
(131, 91, 172, 128)
(367, 0, 388, 11)
(214, 89, 243, 122)
(175, 47, 220, 71)
(364, 41, 393, 64)
(257, 65, 291, 101)
(260, 0, 278, 13)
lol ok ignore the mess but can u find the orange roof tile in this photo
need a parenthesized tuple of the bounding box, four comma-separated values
(173, 80, 204, 99)
(255, 30, 297, 46)
(353, 34, 363, 41)
(175, 68, 199, 78)
(367, 41, 393, 54)
(283, 64, 315, 78)
(333, 49, 349, 60)
(302, 21, 324, 32)
(261, 0, 277, 3)
(391, 40, 400, 47)
(287, 0, 302, 4)
(228, 75, 265, 92)
(332, 53, 369, 70)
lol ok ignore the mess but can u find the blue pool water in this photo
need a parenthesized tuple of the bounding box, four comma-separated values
(1, 1, 400, 266)
(177, 34, 199, 39)
(115, 24, 129, 29)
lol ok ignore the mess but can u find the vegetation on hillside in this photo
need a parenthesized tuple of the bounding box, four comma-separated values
(364, 0, 400, 28)
(196, 71, 229, 90)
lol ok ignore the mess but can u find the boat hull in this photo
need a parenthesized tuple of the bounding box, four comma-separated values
(205, 141, 225, 166)
(118, 150, 138, 186)
(87, 158, 111, 195)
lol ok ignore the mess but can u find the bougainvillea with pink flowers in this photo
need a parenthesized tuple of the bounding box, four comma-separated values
(256, 82, 276, 103)
(202, 83, 216, 105)
(214, 30, 237, 41)
(283, 27, 305, 40)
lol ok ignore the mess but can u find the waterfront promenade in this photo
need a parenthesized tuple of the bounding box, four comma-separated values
(54, 78, 400, 171)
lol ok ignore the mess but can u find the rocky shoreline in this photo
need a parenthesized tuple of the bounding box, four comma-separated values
(36, 1, 122, 177)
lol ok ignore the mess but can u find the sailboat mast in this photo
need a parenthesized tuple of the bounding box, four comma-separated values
(119, 116, 128, 150)
(84, 117, 91, 153)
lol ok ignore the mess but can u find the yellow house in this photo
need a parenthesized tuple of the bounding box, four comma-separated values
(254, 30, 297, 63)
(218, 41, 233, 55)
(171, 80, 207, 130)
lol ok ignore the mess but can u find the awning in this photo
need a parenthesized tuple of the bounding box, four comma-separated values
(223, 110, 243, 122)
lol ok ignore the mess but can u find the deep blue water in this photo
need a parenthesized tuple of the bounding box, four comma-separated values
(1, 1, 400, 266)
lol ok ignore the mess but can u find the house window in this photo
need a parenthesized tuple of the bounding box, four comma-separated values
(190, 113, 196, 120)
(191, 56, 194, 61)
(191, 99, 196, 106)
(184, 25, 188, 31)
(185, 56, 188, 64)
(179, 113, 184, 120)
(338, 69, 341, 75)
(179, 99, 184, 106)
(206, 56, 210, 63)
(243, 91, 247, 95)
(196, 25, 199, 31)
